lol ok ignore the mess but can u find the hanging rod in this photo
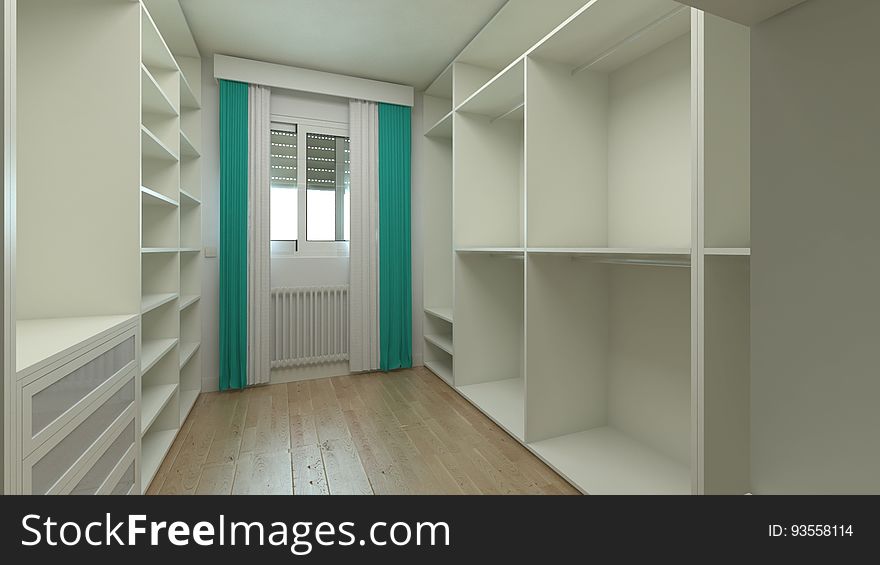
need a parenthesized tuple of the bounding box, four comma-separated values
(490, 102, 525, 123)
(571, 6, 688, 76)
(595, 258, 690, 268)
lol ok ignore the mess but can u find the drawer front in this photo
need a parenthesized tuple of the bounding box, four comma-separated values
(110, 461, 137, 496)
(22, 329, 136, 455)
(23, 372, 136, 495)
(68, 417, 136, 495)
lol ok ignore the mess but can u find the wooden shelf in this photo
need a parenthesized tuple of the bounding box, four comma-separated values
(705, 247, 751, 256)
(180, 73, 200, 110)
(457, 58, 524, 120)
(457, 377, 524, 440)
(528, 426, 691, 495)
(141, 186, 178, 207)
(141, 64, 178, 117)
(425, 334, 454, 355)
(141, 383, 178, 436)
(179, 294, 200, 310)
(180, 388, 200, 422)
(179, 247, 200, 253)
(141, 125, 179, 162)
(142, 247, 179, 254)
(141, 292, 178, 314)
(141, 427, 178, 493)
(424, 359, 453, 386)
(180, 131, 200, 158)
(141, 3, 178, 72)
(179, 341, 200, 368)
(425, 110, 453, 138)
(141, 337, 178, 374)
(179, 189, 201, 206)
(16, 315, 137, 376)
(425, 306, 454, 324)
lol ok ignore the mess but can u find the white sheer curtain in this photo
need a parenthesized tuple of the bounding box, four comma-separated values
(247, 84, 271, 385)
(349, 100, 380, 372)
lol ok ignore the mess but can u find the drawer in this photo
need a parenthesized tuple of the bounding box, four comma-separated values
(22, 329, 136, 455)
(106, 457, 137, 496)
(23, 372, 136, 495)
(67, 417, 136, 495)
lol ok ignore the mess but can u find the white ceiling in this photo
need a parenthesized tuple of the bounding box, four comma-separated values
(179, 0, 507, 90)
(675, 0, 808, 25)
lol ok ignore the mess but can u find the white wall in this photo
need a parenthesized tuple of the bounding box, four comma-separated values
(200, 56, 220, 392)
(751, 0, 880, 493)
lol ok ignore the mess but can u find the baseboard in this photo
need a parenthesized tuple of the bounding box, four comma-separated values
(269, 361, 352, 384)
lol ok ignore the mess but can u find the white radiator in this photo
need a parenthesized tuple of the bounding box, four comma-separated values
(271, 285, 350, 368)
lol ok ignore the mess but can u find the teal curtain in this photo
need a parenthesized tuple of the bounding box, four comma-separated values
(219, 80, 249, 391)
(378, 103, 413, 371)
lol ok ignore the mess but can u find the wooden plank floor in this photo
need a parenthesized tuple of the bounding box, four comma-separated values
(147, 367, 580, 495)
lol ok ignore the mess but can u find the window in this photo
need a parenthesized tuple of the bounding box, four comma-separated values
(306, 133, 350, 241)
(270, 125, 298, 243)
(270, 119, 350, 256)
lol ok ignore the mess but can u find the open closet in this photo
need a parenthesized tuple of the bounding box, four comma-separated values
(420, 0, 750, 494)
(8, 0, 201, 494)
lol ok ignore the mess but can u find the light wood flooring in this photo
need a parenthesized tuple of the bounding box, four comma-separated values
(147, 367, 579, 495)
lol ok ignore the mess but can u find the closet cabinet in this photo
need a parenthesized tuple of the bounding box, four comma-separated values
(7, 0, 202, 495)
(421, 0, 750, 494)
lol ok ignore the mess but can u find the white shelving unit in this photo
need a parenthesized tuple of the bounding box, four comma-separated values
(138, 0, 203, 494)
(420, 0, 751, 494)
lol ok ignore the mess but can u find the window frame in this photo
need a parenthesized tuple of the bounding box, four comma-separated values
(270, 114, 350, 258)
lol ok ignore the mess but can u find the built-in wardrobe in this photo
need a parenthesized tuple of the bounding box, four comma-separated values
(420, 0, 750, 494)
(4, 0, 202, 495)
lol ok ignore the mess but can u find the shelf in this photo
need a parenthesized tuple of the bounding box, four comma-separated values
(425, 334, 454, 355)
(141, 186, 179, 207)
(141, 383, 178, 436)
(180, 388, 200, 422)
(179, 341, 200, 368)
(142, 247, 179, 254)
(705, 247, 751, 256)
(141, 337, 178, 374)
(180, 131, 200, 158)
(141, 64, 178, 117)
(16, 315, 137, 376)
(425, 306, 454, 324)
(457, 377, 524, 440)
(180, 73, 201, 110)
(141, 3, 178, 73)
(141, 125, 179, 161)
(456, 247, 525, 255)
(457, 58, 524, 120)
(179, 189, 201, 206)
(528, 426, 691, 495)
(179, 247, 200, 253)
(141, 427, 178, 493)
(425, 111, 452, 139)
(179, 294, 200, 310)
(424, 359, 453, 386)
(141, 292, 178, 314)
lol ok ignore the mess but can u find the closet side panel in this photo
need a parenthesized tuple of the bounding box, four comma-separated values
(751, 0, 880, 494)
(16, 0, 140, 319)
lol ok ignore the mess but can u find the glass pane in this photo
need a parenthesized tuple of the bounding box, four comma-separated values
(32, 378, 135, 494)
(306, 133, 350, 241)
(70, 420, 134, 495)
(307, 188, 336, 241)
(32, 336, 134, 437)
(270, 187, 298, 241)
(270, 126, 297, 242)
